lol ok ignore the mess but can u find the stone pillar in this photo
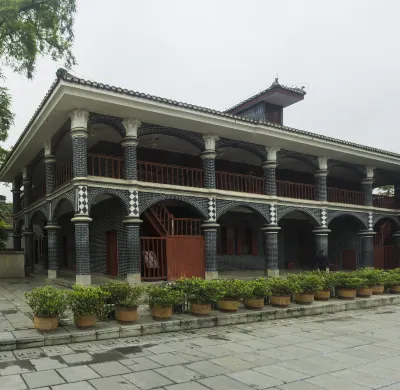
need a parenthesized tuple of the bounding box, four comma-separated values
(24, 227, 34, 274)
(122, 118, 141, 180)
(315, 157, 328, 202)
(45, 223, 61, 279)
(71, 215, 92, 285)
(263, 146, 280, 196)
(13, 231, 22, 251)
(203, 222, 219, 280)
(123, 217, 142, 284)
(44, 141, 56, 195)
(263, 225, 281, 276)
(12, 177, 21, 214)
(43, 231, 48, 270)
(359, 230, 376, 268)
(201, 135, 218, 189)
(361, 167, 374, 207)
(394, 183, 400, 207)
(69, 109, 89, 178)
(22, 168, 32, 208)
(313, 227, 330, 269)
(393, 231, 400, 268)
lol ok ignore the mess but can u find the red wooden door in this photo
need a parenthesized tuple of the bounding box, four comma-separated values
(342, 249, 357, 270)
(166, 236, 205, 280)
(106, 231, 118, 276)
(374, 246, 384, 269)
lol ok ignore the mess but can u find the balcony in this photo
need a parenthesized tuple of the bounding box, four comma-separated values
(373, 195, 398, 209)
(327, 187, 364, 206)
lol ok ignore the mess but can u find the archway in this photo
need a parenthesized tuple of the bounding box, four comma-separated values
(373, 217, 399, 269)
(29, 210, 48, 270)
(278, 210, 320, 270)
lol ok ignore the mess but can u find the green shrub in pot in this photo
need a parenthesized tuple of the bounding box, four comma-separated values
(242, 278, 271, 310)
(385, 270, 400, 293)
(147, 285, 184, 320)
(218, 279, 247, 312)
(332, 272, 365, 289)
(267, 277, 299, 308)
(287, 273, 323, 293)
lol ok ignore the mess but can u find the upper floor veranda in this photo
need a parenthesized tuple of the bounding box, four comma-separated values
(3, 69, 400, 213)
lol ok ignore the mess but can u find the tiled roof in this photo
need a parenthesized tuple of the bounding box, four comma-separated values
(1, 69, 400, 175)
(225, 78, 307, 113)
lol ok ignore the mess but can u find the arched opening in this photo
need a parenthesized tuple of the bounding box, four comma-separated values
(216, 205, 266, 272)
(373, 217, 399, 269)
(53, 198, 75, 272)
(29, 210, 47, 270)
(140, 199, 206, 281)
(278, 210, 319, 270)
(329, 214, 366, 270)
(90, 193, 129, 277)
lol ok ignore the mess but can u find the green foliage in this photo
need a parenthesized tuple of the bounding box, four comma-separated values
(355, 269, 386, 287)
(67, 285, 110, 319)
(220, 279, 247, 300)
(101, 282, 144, 308)
(385, 270, 400, 286)
(25, 285, 67, 316)
(147, 285, 184, 308)
(308, 270, 336, 289)
(286, 273, 323, 293)
(243, 278, 271, 299)
(267, 277, 300, 296)
(0, 201, 11, 250)
(175, 277, 225, 304)
(332, 272, 366, 289)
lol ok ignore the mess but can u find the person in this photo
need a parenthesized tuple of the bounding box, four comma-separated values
(316, 250, 328, 271)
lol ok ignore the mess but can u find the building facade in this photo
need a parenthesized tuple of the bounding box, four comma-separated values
(2, 69, 400, 285)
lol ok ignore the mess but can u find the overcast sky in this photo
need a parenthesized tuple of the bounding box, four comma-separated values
(1, 0, 399, 199)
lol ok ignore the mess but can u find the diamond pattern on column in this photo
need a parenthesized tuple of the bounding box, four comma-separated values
(129, 190, 139, 216)
(270, 204, 277, 224)
(77, 186, 88, 215)
(368, 212, 373, 230)
(208, 198, 216, 221)
(321, 209, 327, 227)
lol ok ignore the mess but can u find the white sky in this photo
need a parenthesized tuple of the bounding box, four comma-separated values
(2, 0, 399, 200)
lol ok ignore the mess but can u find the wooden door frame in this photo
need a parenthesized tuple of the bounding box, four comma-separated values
(106, 231, 118, 276)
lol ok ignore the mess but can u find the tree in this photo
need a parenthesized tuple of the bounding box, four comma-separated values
(0, 0, 77, 163)
(374, 185, 394, 196)
(0, 202, 11, 249)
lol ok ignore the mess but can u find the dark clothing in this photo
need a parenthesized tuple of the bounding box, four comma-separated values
(316, 254, 328, 270)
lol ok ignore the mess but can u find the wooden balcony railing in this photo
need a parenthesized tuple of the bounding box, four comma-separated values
(172, 218, 202, 236)
(88, 154, 124, 179)
(55, 161, 73, 189)
(216, 171, 264, 194)
(137, 161, 203, 187)
(32, 183, 46, 202)
(277, 180, 316, 200)
(373, 195, 397, 209)
(328, 187, 364, 205)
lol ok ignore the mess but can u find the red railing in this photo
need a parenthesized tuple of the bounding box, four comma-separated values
(216, 171, 264, 194)
(88, 154, 124, 179)
(173, 218, 202, 236)
(327, 187, 364, 205)
(373, 195, 397, 209)
(140, 237, 167, 280)
(150, 204, 173, 235)
(55, 162, 73, 189)
(277, 180, 316, 200)
(137, 161, 203, 188)
(32, 183, 46, 201)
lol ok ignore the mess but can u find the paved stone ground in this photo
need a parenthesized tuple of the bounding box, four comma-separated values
(0, 305, 399, 389)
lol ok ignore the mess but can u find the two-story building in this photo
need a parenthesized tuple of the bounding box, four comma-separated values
(1, 69, 400, 285)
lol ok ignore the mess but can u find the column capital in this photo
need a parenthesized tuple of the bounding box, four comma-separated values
(44, 154, 56, 163)
(361, 177, 374, 185)
(265, 146, 280, 162)
(262, 225, 281, 233)
(122, 217, 142, 225)
(123, 118, 141, 137)
(44, 140, 52, 157)
(312, 228, 331, 235)
(69, 109, 89, 131)
(71, 216, 92, 224)
(359, 230, 376, 237)
(393, 230, 400, 238)
(203, 134, 219, 152)
(121, 137, 138, 148)
(262, 160, 277, 169)
(202, 222, 219, 231)
(365, 166, 375, 179)
(44, 224, 61, 230)
(22, 167, 30, 180)
(200, 151, 217, 160)
(317, 156, 329, 171)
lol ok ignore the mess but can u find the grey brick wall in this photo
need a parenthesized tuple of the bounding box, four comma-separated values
(315, 172, 328, 201)
(45, 159, 56, 195)
(361, 180, 373, 207)
(360, 235, 374, 267)
(125, 223, 140, 274)
(123, 143, 137, 180)
(265, 231, 279, 270)
(236, 102, 266, 121)
(263, 165, 276, 195)
(47, 227, 60, 271)
(202, 158, 216, 189)
(204, 229, 217, 272)
(315, 234, 329, 257)
(72, 137, 88, 177)
(75, 223, 90, 275)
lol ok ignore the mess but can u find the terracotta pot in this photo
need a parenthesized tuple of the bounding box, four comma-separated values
(389, 285, 400, 294)
(151, 306, 173, 320)
(115, 305, 138, 323)
(336, 288, 356, 300)
(295, 292, 314, 305)
(74, 314, 96, 329)
(218, 299, 240, 312)
(315, 289, 331, 301)
(270, 295, 291, 308)
(371, 285, 385, 295)
(357, 287, 372, 298)
(33, 314, 58, 331)
(244, 297, 265, 310)
(191, 303, 212, 316)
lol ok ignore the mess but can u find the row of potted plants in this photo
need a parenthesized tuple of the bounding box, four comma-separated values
(26, 268, 400, 332)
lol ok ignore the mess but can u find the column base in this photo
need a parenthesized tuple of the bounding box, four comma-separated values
(205, 271, 218, 280)
(126, 273, 141, 284)
(265, 269, 279, 277)
(47, 270, 58, 280)
(76, 275, 91, 286)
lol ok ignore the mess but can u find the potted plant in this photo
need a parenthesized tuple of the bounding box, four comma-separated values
(267, 277, 299, 308)
(287, 273, 323, 305)
(218, 279, 247, 312)
(68, 285, 110, 329)
(313, 271, 335, 301)
(333, 272, 365, 300)
(359, 269, 387, 295)
(385, 270, 400, 294)
(242, 278, 271, 310)
(25, 286, 67, 331)
(355, 269, 381, 298)
(101, 282, 144, 323)
(147, 285, 184, 320)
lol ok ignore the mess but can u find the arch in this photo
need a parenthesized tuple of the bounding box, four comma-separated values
(138, 123, 204, 150)
(139, 193, 208, 219)
(88, 188, 130, 216)
(327, 211, 368, 230)
(278, 151, 317, 171)
(373, 214, 400, 229)
(277, 206, 321, 226)
(328, 161, 364, 178)
(216, 138, 267, 160)
(53, 197, 75, 220)
(88, 113, 126, 138)
(28, 209, 48, 228)
(216, 200, 270, 223)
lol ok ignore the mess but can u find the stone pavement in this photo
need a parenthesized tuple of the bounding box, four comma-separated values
(0, 305, 399, 389)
